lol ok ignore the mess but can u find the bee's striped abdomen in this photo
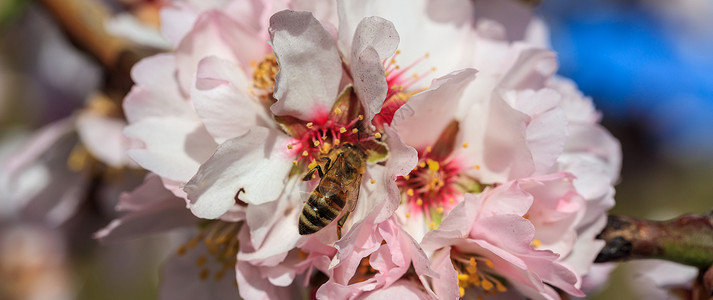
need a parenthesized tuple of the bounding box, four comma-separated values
(298, 187, 346, 235)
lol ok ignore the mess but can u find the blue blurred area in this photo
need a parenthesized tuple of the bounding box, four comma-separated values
(538, 0, 713, 158)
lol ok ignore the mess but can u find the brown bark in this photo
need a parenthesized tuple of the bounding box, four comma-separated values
(596, 213, 713, 268)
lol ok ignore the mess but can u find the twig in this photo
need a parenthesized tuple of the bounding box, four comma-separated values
(38, 0, 157, 96)
(595, 213, 713, 268)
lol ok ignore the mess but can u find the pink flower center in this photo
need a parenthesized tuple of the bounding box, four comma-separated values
(396, 147, 462, 227)
(373, 51, 434, 127)
(285, 113, 365, 167)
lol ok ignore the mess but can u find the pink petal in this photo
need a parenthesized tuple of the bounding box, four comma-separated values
(185, 127, 293, 219)
(269, 10, 342, 121)
(176, 11, 266, 94)
(235, 260, 291, 300)
(124, 54, 195, 124)
(428, 247, 460, 299)
(505, 89, 568, 176)
(159, 4, 199, 48)
(115, 173, 175, 212)
(361, 279, 431, 299)
(75, 112, 134, 168)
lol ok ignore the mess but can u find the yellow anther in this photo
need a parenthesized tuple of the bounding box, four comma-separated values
(196, 256, 207, 266)
(431, 67, 437, 72)
(496, 281, 507, 292)
(214, 271, 225, 281)
(287, 144, 293, 150)
(292, 160, 298, 166)
(302, 151, 309, 157)
(458, 274, 470, 281)
(406, 189, 414, 196)
(426, 159, 440, 171)
(459, 287, 465, 297)
(466, 265, 477, 276)
(469, 257, 477, 267)
(395, 50, 401, 55)
(404, 175, 410, 180)
(481, 279, 494, 291)
(436, 206, 444, 213)
(474, 164, 481, 170)
(418, 162, 426, 168)
(425, 146, 432, 152)
(428, 221, 435, 229)
(313, 140, 320, 147)
(308, 160, 318, 170)
(339, 127, 347, 133)
(334, 139, 340, 145)
(416, 199, 423, 206)
(352, 128, 359, 134)
(358, 115, 364, 120)
(462, 142, 469, 148)
(199, 269, 210, 280)
(485, 259, 494, 269)
(370, 179, 376, 184)
(531, 239, 542, 248)
(335, 108, 342, 114)
(374, 132, 382, 139)
(405, 212, 411, 218)
(306, 122, 313, 128)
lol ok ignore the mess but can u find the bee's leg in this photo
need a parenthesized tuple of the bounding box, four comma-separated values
(302, 157, 331, 181)
(336, 210, 351, 239)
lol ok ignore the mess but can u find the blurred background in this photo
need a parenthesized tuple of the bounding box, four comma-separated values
(0, 0, 711, 299)
(538, 0, 713, 298)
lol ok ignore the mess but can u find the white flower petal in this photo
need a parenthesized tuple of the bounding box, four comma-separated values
(459, 91, 534, 183)
(125, 54, 196, 124)
(269, 10, 342, 120)
(392, 68, 476, 149)
(76, 112, 134, 168)
(185, 127, 294, 219)
(350, 17, 399, 124)
(124, 117, 217, 183)
(176, 11, 266, 94)
(192, 56, 273, 143)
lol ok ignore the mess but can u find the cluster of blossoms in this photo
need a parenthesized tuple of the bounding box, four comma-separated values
(94, 0, 621, 299)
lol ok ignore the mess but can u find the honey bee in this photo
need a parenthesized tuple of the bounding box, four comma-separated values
(298, 143, 367, 238)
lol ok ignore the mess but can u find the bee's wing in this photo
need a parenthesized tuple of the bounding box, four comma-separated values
(345, 173, 362, 212)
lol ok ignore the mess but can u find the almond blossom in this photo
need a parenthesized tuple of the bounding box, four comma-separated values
(420, 182, 584, 299)
(100, 0, 624, 298)
(110, 2, 425, 298)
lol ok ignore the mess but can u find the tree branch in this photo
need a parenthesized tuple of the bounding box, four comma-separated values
(595, 213, 713, 268)
(37, 0, 157, 96)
